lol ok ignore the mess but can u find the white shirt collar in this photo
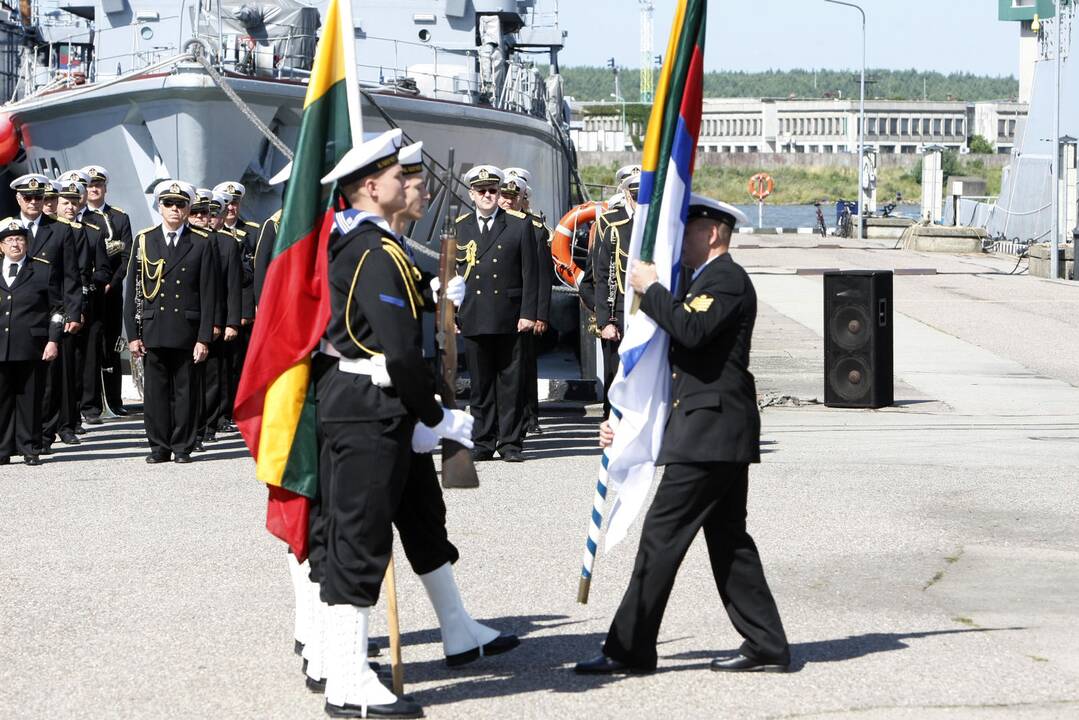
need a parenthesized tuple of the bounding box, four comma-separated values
(476, 207, 500, 229)
(691, 254, 721, 282)
(3, 256, 24, 282)
(19, 213, 40, 231)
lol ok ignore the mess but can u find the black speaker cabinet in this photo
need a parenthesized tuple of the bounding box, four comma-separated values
(823, 271, 893, 408)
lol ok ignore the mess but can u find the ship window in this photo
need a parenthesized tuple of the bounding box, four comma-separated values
(418, 29, 431, 42)
(140, 26, 154, 40)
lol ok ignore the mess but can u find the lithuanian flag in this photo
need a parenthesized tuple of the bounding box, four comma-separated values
(234, 0, 362, 560)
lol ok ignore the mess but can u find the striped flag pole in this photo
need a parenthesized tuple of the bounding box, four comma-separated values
(577, 411, 619, 604)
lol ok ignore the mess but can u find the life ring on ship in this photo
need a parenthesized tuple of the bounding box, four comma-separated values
(747, 173, 774, 200)
(552, 201, 607, 289)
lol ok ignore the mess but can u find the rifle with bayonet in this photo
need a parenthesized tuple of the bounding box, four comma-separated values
(436, 148, 479, 489)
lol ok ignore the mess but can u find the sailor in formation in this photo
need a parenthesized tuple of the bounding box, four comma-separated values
(304, 129, 515, 718)
(593, 164, 641, 415)
(189, 188, 243, 448)
(10, 174, 81, 456)
(124, 181, 217, 464)
(83, 165, 134, 418)
(0, 218, 60, 466)
(454, 165, 537, 462)
(576, 194, 791, 676)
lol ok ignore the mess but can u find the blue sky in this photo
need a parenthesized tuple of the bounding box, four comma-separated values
(556, 1, 1018, 76)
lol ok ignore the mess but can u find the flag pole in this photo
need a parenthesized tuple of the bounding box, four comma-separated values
(577, 412, 619, 604)
(384, 553, 405, 695)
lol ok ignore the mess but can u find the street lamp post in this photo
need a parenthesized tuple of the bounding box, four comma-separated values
(825, 0, 866, 240)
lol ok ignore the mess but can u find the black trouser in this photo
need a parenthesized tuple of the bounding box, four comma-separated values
(202, 337, 231, 436)
(101, 289, 124, 412)
(39, 343, 63, 448)
(603, 462, 789, 670)
(600, 337, 619, 418)
(464, 332, 525, 454)
(58, 330, 85, 435)
(142, 347, 197, 457)
(0, 360, 43, 458)
(81, 289, 105, 418)
(521, 333, 540, 428)
(225, 325, 251, 426)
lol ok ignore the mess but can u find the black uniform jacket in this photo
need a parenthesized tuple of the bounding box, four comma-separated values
(529, 211, 554, 324)
(58, 216, 98, 319)
(123, 225, 217, 350)
(228, 217, 261, 319)
(0, 258, 63, 361)
(594, 205, 632, 330)
(253, 209, 281, 304)
(640, 253, 761, 466)
(454, 208, 537, 336)
(89, 204, 132, 292)
(29, 215, 81, 320)
(321, 221, 442, 427)
(210, 230, 243, 329)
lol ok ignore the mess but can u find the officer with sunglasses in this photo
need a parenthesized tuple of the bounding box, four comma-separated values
(123, 181, 217, 464)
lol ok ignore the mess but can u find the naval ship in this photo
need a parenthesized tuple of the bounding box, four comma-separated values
(1, 0, 581, 242)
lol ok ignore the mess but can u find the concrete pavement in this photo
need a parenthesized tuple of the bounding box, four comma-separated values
(1, 238, 1078, 718)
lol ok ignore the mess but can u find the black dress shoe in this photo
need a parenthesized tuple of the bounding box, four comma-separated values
(39, 445, 53, 455)
(574, 654, 651, 675)
(146, 453, 170, 464)
(112, 407, 129, 417)
(305, 674, 325, 693)
(500, 449, 525, 463)
(75, 425, 87, 435)
(192, 440, 206, 453)
(324, 697, 424, 719)
(84, 416, 104, 426)
(59, 433, 81, 445)
(470, 448, 494, 462)
(24, 455, 42, 466)
(204, 431, 217, 443)
(445, 633, 520, 667)
(174, 454, 193, 464)
(710, 654, 789, 673)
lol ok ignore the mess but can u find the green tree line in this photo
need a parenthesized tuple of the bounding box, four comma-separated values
(556, 67, 1018, 103)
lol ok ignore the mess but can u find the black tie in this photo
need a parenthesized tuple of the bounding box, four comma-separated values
(7, 263, 16, 278)
(168, 232, 177, 247)
(480, 216, 490, 240)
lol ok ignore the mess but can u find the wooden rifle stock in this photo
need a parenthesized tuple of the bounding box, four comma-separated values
(436, 149, 479, 489)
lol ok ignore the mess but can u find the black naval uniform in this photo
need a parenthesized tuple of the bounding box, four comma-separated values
(454, 208, 537, 456)
(593, 205, 632, 414)
(601, 252, 789, 670)
(0, 257, 61, 461)
(312, 219, 458, 606)
(253, 210, 281, 304)
(55, 216, 95, 440)
(202, 228, 242, 439)
(89, 204, 133, 415)
(224, 217, 260, 428)
(76, 211, 109, 421)
(29, 215, 82, 452)
(123, 224, 217, 460)
(522, 211, 553, 432)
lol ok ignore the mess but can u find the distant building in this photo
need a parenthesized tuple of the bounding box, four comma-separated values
(571, 98, 1028, 155)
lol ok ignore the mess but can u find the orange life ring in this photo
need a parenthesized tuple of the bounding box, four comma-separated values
(552, 201, 607, 289)
(747, 173, 774, 200)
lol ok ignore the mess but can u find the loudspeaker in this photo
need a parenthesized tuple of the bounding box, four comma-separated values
(823, 270, 893, 408)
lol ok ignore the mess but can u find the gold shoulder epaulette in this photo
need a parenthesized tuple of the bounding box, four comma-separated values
(531, 219, 543, 228)
(601, 208, 624, 219)
(270, 209, 282, 223)
(455, 212, 473, 223)
(112, 206, 125, 213)
(244, 220, 260, 228)
(84, 221, 100, 231)
(32, 255, 50, 265)
(57, 216, 79, 227)
(505, 209, 526, 219)
(137, 225, 158, 236)
(189, 227, 209, 238)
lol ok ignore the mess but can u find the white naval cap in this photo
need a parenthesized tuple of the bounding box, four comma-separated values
(399, 141, 424, 176)
(154, 180, 196, 203)
(503, 167, 531, 184)
(57, 180, 86, 198)
(321, 128, 403, 186)
(464, 165, 504, 187)
(60, 169, 92, 185)
(499, 176, 528, 197)
(44, 180, 62, 197)
(9, 173, 51, 194)
(687, 194, 749, 228)
(607, 192, 625, 208)
(211, 191, 231, 211)
(191, 188, 215, 208)
(0, 216, 27, 239)
(82, 165, 109, 182)
(269, 161, 292, 186)
(615, 164, 642, 186)
(213, 181, 246, 200)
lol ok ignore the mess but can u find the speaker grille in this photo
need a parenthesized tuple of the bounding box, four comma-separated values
(830, 305, 870, 351)
(823, 271, 893, 408)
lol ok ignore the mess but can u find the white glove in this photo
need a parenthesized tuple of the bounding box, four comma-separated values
(445, 275, 466, 308)
(411, 422, 440, 454)
(369, 354, 393, 388)
(430, 408, 474, 448)
(430, 275, 467, 308)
